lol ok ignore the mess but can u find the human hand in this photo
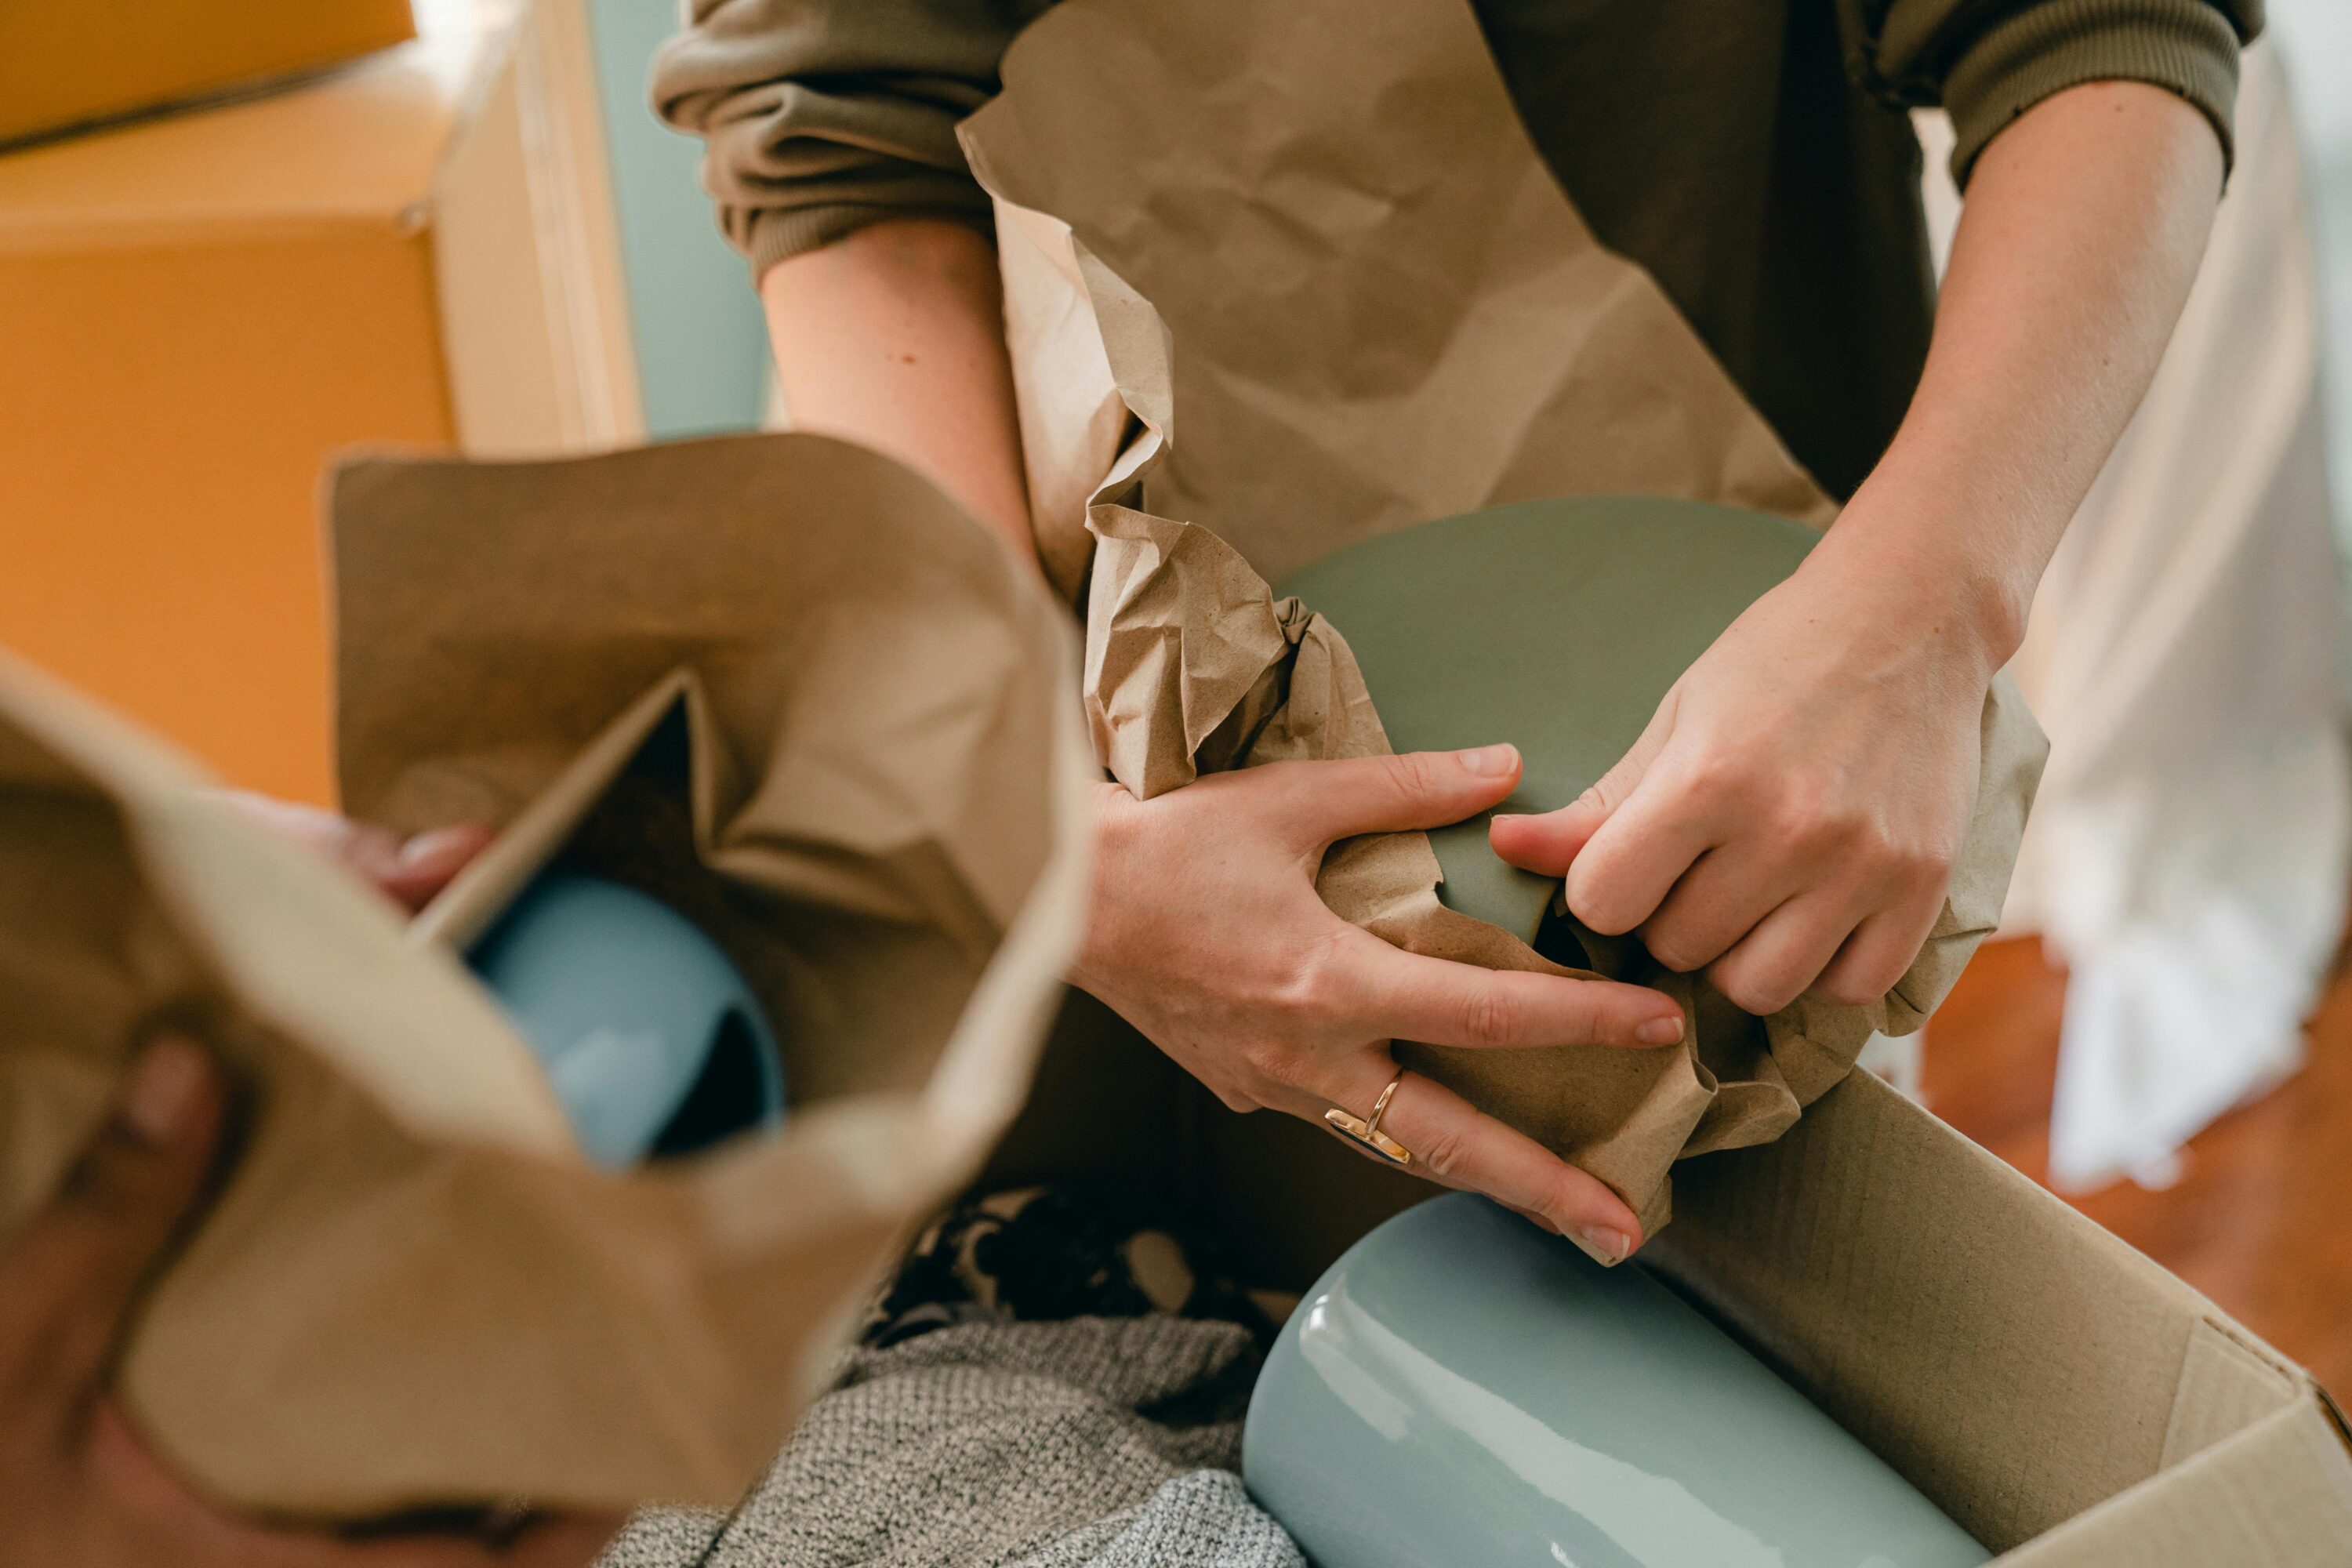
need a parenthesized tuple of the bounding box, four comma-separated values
(0, 1033, 620, 1568)
(1071, 745, 1687, 1260)
(1490, 546, 1994, 1017)
(224, 794, 489, 913)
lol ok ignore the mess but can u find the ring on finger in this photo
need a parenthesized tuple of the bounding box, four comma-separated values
(1325, 1070, 1413, 1167)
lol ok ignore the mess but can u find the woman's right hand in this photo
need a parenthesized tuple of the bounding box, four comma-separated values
(1069, 744, 1685, 1261)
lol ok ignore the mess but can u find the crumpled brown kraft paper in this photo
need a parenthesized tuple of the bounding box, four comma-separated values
(0, 432, 1091, 1519)
(962, 0, 1842, 593)
(1086, 506, 2044, 1236)
(956, 0, 2045, 1237)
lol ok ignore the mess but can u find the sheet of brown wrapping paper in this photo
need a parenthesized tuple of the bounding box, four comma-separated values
(964, 0, 1842, 597)
(0, 431, 1091, 1519)
(956, 0, 2045, 1239)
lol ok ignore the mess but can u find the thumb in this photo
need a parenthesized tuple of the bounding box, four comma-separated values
(1489, 688, 1681, 877)
(0, 1035, 227, 1420)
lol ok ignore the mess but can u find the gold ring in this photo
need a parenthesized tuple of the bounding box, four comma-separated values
(1325, 1071, 1413, 1167)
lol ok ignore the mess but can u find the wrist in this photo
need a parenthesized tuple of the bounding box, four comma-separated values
(1065, 779, 1138, 994)
(1815, 487, 2036, 675)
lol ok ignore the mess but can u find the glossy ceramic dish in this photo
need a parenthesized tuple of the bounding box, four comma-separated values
(1244, 1194, 1990, 1568)
(470, 872, 786, 1166)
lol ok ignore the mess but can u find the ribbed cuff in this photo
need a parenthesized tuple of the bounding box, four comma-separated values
(740, 201, 998, 286)
(1944, 0, 2242, 187)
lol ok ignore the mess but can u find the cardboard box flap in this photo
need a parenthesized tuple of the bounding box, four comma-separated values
(1646, 1070, 2350, 1552)
(1998, 1395, 2352, 1565)
(2162, 1319, 2307, 1465)
(0, 38, 493, 252)
(0, 0, 416, 150)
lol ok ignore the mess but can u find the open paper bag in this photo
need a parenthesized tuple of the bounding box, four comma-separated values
(0, 432, 1090, 1519)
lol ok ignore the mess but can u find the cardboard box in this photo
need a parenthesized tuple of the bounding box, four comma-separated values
(1651, 1072, 2352, 1563)
(991, 1007, 2352, 1563)
(0, 20, 640, 803)
(0, 0, 418, 147)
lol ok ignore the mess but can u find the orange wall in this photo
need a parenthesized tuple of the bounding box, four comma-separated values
(0, 225, 456, 804)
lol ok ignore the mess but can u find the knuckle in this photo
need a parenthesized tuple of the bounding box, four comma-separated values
(1856, 822, 1920, 876)
(1411, 1122, 1474, 1181)
(1571, 898, 1638, 939)
(1830, 951, 1911, 1006)
(1675, 753, 1748, 810)
(1383, 750, 1446, 807)
(1642, 926, 1702, 975)
(1675, 752, 1769, 818)
(1272, 934, 1350, 1021)
(1777, 800, 1853, 854)
(1645, 942, 1692, 975)
(1239, 1036, 1305, 1089)
(1853, 831, 1954, 902)
(1198, 1051, 1277, 1112)
(1863, 954, 1914, 994)
(1906, 841, 1958, 890)
(1714, 967, 1791, 1017)
(1812, 970, 1886, 1007)
(1456, 984, 1521, 1047)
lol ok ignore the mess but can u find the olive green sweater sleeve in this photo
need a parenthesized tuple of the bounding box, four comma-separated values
(651, 0, 1052, 281)
(653, 0, 2253, 278)
(1844, 0, 2260, 183)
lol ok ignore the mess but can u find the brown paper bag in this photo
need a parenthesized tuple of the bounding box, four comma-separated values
(0, 431, 1090, 1519)
(956, 0, 2045, 1238)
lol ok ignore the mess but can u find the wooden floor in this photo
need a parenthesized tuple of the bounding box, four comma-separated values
(1924, 938, 2352, 1396)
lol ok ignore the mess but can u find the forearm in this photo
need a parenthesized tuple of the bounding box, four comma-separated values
(760, 219, 1039, 571)
(1821, 81, 2224, 666)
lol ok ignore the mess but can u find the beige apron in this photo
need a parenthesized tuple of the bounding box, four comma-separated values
(959, 0, 2045, 1262)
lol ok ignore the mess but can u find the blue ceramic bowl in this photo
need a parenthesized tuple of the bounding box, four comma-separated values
(469, 873, 785, 1167)
(1245, 1194, 1988, 1568)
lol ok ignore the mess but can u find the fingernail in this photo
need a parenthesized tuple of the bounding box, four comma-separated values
(1637, 1014, 1685, 1046)
(1578, 1226, 1633, 1265)
(1455, 744, 1518, 777)
(396, 826, 479, 868)
(123, 1036, 209, 1143)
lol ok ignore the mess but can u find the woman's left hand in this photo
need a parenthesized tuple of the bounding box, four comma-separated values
(0, 1033, 621, 1566)
(223, 795, 488, 913)
(1488, 536, 1999, 1016)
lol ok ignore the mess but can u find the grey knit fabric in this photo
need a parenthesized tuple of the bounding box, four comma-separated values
(594, 1316, 1299, 1568)
(1011, 1472, 1301, 1568)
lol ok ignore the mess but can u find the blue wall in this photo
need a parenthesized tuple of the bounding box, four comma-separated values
(582, 0, 770, 440)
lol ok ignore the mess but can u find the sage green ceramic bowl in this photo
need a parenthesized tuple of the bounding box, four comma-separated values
(1274, 494, 1820, 942)
(1244, 1193, 1989, 1568)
